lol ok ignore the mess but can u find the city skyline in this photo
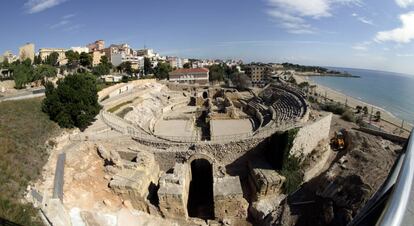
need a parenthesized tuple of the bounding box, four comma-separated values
(1, 0, 414, 75)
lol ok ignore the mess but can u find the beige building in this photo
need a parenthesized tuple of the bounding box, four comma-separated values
(19, 43, 35, 62)
(0, 51, 18, 63)
(87, 40, 105, 52)
(39, 48, 67, 65)
(92, 51, 105, 66)
(71, 46, 89, 54)
(169, 68, 209, 84)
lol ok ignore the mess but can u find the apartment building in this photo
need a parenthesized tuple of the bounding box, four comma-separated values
(87, 40, 105, 52)
(244, 64, 272, 85)
(111, 52, 144, 70)
(92, 51, 105, 66)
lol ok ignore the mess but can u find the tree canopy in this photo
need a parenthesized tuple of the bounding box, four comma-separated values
(93, 56, 112, 76)
(13, 62, 33, 89)
(65, 50, 80, 69)
(45, 52, 59, 66)
(154, 62, 171, 79)
(117, 61, 133, 75)
(183, 62, 191, 69)
(231, 73, 251, 90)
(42, 73, 101, 130)
(79, 52, 92, 68)
(144, 57, 154, 75)
(209, 64, 225, 81)
(32, 65, 57, 81)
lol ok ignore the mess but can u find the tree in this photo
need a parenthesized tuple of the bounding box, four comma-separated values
(225, 65, 239, 78)
(99, 55, 112, 68)
(298, 82, 310, 90)
(1, 58, 9, 69)
(183, 62, 191, 69)
(144, 57, 154, 75)
(45, 52, 59, 66)
(92, 64, 110, 76)
(231, 73, 251, 90)
(42, 73, 101, 130)
(32, 65, 57, 82)
(79, 52, 92, 68)
(375, 111, 381, 122)
(34, 55, 42, 65)
(355, 105, 362, 114)
(65, 50, 80, 69)
(12, 60, 33, 89)
(92, 56, 112, 76)
(118, 61, 133, 75)
(154, 62, 171, 79)
(209, 64, 225, 81)
(362, 106, 369, 115)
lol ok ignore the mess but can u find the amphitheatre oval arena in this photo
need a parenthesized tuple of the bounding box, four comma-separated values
(31, 79, 338, 226)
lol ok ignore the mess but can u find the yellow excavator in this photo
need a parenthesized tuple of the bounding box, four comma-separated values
(330, 129, 349, 151)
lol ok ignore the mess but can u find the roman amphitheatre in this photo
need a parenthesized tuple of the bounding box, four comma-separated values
(27, 79, 401, 226)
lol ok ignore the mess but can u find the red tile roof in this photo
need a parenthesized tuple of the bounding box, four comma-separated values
(170, 68, 209, 74)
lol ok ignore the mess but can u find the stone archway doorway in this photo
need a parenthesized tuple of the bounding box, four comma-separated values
(187, 158, 214, 220)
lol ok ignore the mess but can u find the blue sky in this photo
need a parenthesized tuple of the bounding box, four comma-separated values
(1, 0, 414, 75)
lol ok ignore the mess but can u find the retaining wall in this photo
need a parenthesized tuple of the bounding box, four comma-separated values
(289, 113, 332, 158)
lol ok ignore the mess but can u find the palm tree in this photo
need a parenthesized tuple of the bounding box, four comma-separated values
(375, 111, 381, 122)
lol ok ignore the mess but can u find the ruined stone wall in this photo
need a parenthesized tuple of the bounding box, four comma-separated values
(144, 138, 266, 176)
(98, 79, 156, 99)
(289, 113, 332, 158)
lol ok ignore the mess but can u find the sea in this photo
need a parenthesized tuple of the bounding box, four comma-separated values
(308, 67, 414, 126)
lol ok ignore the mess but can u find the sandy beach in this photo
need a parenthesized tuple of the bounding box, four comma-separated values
(293, 74, 413, 137)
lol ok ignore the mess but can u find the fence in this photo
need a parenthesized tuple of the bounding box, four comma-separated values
(316, 93, 412, 135)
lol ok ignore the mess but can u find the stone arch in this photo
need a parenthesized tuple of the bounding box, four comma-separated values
(202, 91, 208, 99)
(187, 153, 214, 165)
(186, 157, 215, 220)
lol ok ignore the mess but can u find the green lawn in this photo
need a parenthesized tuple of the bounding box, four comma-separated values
(0, 98, 62, 225)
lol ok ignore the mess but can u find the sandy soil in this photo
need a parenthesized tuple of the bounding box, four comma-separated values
(63, 142, 123, 212)
(294, 74, 412, 136)
(266, 116, 402, 226)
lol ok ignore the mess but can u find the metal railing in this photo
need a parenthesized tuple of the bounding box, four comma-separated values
(99, 110, 307, 145)
(376, 129, 414, 226)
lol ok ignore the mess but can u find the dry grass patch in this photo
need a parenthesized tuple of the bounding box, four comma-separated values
(0, 97, 62, 225)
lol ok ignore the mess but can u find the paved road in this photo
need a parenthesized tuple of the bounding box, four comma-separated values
(0, 88, 45, 102)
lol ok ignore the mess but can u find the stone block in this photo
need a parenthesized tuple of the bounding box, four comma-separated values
(248, 160, 285, 200)
(158, 163, 190, 219)
(213, 176, 248, 219)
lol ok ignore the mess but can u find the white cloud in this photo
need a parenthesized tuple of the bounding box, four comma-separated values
(62, 14, 75, 19)
(375, 12, 414, 43)
(50, 20, 69, 29)
(24, 0, 67, 14)
(352, 41, 371, 50)
(395, 0, 414, 8)
(396, 53, 414, 57)
(266, 0, 361, 34)
(351, 13, 375, 25)
(63, 24, 83, 32)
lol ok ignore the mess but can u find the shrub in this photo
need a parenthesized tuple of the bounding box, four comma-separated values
(341, 110, 356, 122)
(270, 128, 303, 194)
(320, 102, 346, 115)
